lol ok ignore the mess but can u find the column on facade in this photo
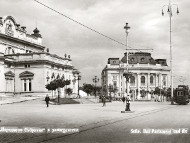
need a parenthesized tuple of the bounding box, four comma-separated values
(134, 73, 137, 100)
(147, 73, 150, 100)
(119, 69, 121, 97)
(122, 71, 124, 97)
(11, 79, 14, 92)
(147, 73, 150, 91)
(26, 79, 29, 91)
(166, 74, 169, 88)
(137, 73, 141, 99)
(159, 73, 162, 89)
(22, 80, 24, 91)
(156, 73, 159, 87)
(155, 73, 157, 87)
(60, 87, 64, 98)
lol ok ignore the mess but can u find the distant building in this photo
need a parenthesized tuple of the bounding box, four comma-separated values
(0, 16, 80, 97)
(101, 52, 170, 100)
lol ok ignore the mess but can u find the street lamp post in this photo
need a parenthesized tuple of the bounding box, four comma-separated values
(123, 23, 132, 97)
(162, 0, 179, 105)
(77, 75, 81, 98)
(93, 76, 99, 97)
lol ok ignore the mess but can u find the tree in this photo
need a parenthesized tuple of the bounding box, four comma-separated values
(45, 79, 71, 103)
(65, 80, 71, 86)
(82, 84, 94, 95)
(66, 88, 73, 95)
(93, 86, 102, 97)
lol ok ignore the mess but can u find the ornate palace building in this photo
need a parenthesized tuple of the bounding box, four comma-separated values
(0, 16, 80, 97)
(101, 52, 170, 100)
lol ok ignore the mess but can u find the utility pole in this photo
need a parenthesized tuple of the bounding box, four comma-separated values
(123, 23, 131, 97)
(162, 0, 179, 105)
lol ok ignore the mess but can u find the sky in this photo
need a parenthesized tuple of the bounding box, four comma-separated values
(0, 0, 190, 87)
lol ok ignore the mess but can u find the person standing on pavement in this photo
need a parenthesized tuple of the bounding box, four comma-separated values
(45, 94, 50, 107)
(125, 95, 131, 111)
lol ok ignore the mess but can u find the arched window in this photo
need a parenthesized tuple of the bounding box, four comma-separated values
(141, 58, 145, 62)
(150, 76, 154, 85)
(5, 47, 15, 55)
(141, 76, 145, 85)
(130, 76, 135, 85)
(51, 72, 55, 79)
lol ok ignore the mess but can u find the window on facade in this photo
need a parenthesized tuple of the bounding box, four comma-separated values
(8, 64, 11, 68)
(130, 76, 135, 84)
(121, 82, 122, 86)
(24, 64, 30, 68)
(141, 58, 145, 62)
(12, 49, 15, 54)
(23, 79, 32, 92)
(6, 79, 13, 92)
(141, 76, 145, 85)
(131, 58, 134, 62)
(8, 47, 11, 54)
(29, 79, 32, 91)
(24, 79, 27, 91)
(163, 76, 166, 86)
(113, 81, 117, 87)
(150, 76, 154, 85)
(5, 47, 13, 55)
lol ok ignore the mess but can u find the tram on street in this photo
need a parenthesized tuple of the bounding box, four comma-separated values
(174, 85, 189, 105)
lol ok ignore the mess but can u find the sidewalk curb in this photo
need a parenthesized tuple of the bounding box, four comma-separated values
(0, 97, 43, 105)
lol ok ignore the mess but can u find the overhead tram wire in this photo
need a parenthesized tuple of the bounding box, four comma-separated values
(33, 0, 126, 46)
(33, 0, 151, 53)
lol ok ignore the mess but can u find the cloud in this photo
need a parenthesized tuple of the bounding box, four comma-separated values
(0, 0, 189, 87)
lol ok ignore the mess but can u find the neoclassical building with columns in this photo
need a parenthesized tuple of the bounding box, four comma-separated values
(101, 52, 170, 100)
(0, 16, 80, 97)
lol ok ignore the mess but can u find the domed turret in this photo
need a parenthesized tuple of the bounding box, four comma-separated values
(31, 27, 42, 38)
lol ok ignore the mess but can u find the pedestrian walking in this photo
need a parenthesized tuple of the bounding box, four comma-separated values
(102, 95, 106, 107)
(122, 96, 125, 103)
(45, 94, 50, 107)
(125, 95, 131, 111)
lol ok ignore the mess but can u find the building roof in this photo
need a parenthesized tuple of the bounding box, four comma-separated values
(121, 52, 167, 66)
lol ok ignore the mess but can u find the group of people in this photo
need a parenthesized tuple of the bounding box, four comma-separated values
(45, 94, 131, 111)
(101, 95, 131, 111)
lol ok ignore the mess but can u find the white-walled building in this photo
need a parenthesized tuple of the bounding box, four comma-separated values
(0, 16, 80, 97)
(101, 52, 170, 100)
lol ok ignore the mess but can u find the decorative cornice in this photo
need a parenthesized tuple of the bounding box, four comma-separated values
(19, 71, 34, 78)
(0, 33, 45, 50)
(4, 71, 15, 77)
